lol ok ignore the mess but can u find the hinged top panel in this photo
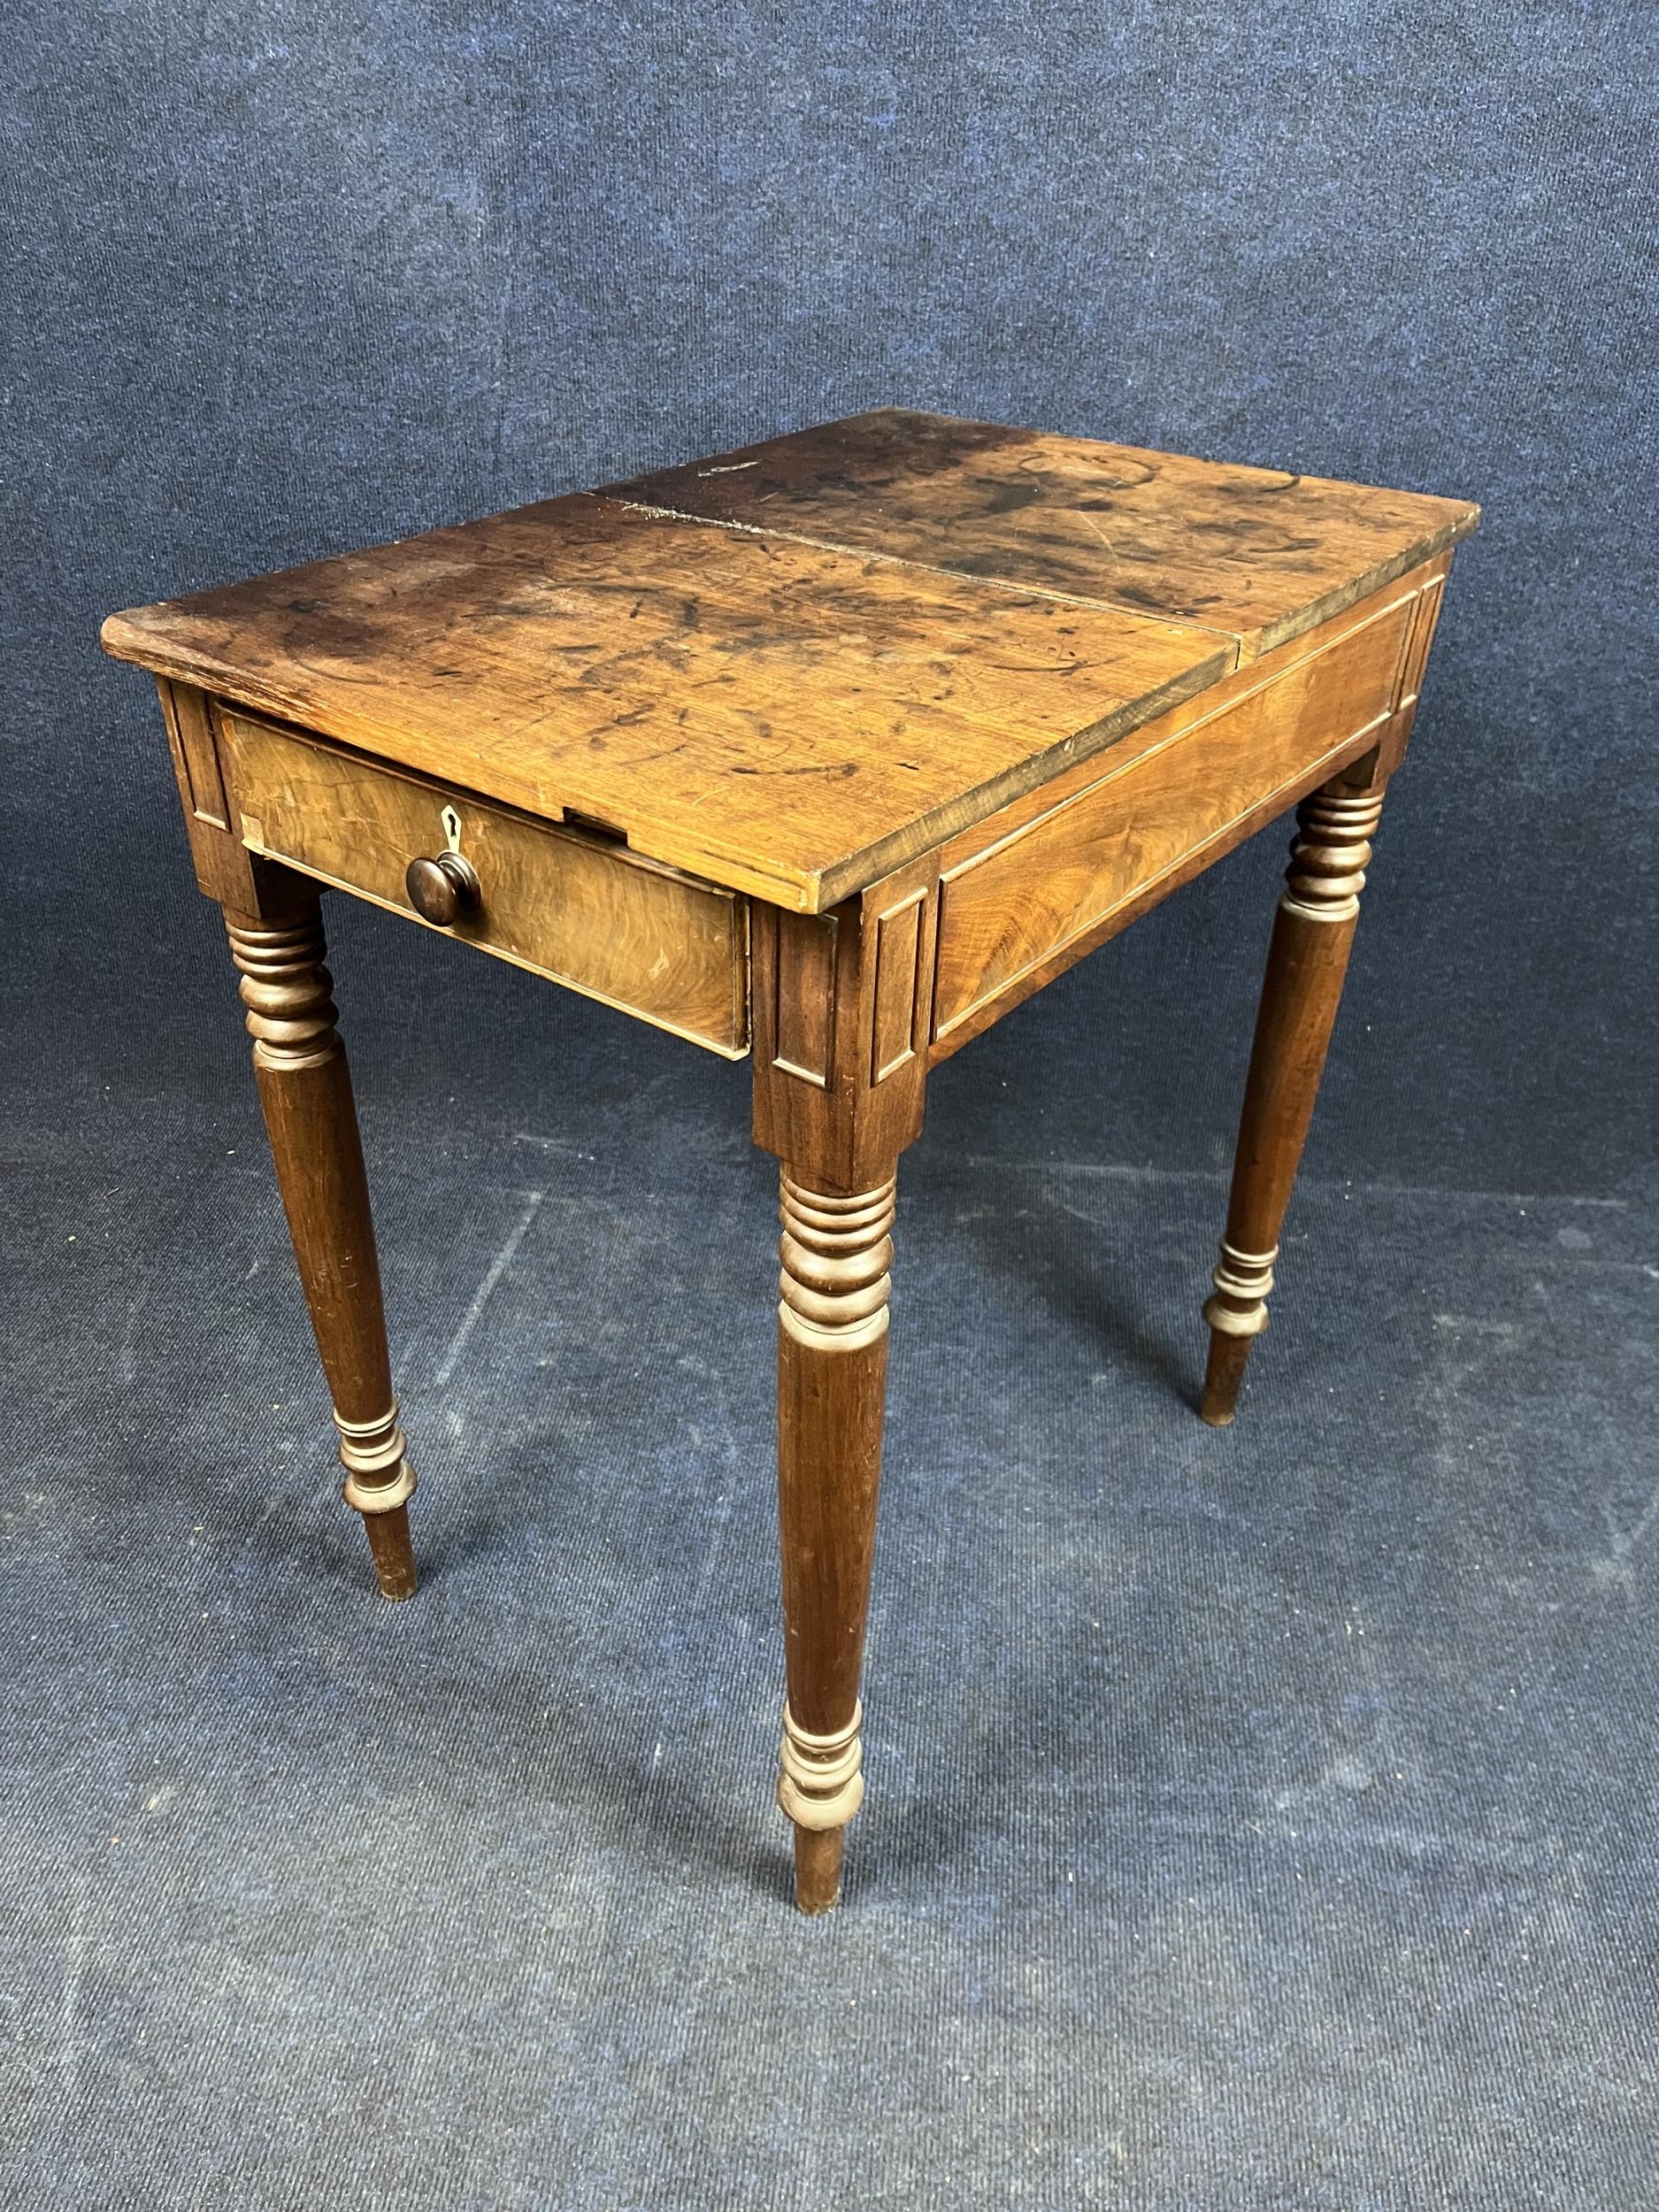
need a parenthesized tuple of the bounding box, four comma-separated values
(103, 410, 1476, 911)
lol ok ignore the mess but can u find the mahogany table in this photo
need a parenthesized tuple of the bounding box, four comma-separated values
(103, 411, 1477, 1912)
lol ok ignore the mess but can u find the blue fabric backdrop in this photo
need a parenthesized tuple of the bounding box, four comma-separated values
(9, 0, 1655, 1194)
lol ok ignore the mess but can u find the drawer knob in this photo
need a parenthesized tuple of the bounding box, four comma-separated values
(405, 850, 481, 927)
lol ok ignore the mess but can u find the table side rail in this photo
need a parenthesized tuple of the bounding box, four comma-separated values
(926, 559, 1450, 1060)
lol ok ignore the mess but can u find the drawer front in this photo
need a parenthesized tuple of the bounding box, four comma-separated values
(929, 580, 1425, 1049)
(216, 710, 749, 1056)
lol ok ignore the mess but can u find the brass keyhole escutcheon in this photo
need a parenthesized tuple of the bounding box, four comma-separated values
(404, 849, 481, 927)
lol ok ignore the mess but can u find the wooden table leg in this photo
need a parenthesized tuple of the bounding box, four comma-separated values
(1201, 764, 1388, 1426)
(774, 1168, 897, 1912)
(749, 859, 939, 1909)
(224, 882, 419, 1598)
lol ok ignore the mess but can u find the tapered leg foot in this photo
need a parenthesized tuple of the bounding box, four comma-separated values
(362, 1504, 419, 1601)
(1201, 774, 1386, 1418)
(1201, 1331, 1254, 1427)
(1200, 1240, 1275, 1422)
(793, 1826, 845, 1914)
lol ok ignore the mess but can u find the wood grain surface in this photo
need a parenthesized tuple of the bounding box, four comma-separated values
(217, 706, 749, 1056)
(104, 493, 1230, 913)
(608, 409, 1479, 657)
(102, 411, 1475, 914)
(927, 565, 1433, 1050)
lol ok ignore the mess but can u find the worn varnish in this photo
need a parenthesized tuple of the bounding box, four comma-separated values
(101, 411, 1474, 915)
(607, 408, 1477, 658)
(104, 412, 1477, 1915)
(104, 494, 1231, 911)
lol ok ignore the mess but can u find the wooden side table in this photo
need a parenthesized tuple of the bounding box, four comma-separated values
(104, 411, 1477, 1911)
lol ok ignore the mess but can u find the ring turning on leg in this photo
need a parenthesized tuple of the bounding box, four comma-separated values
(334, 1404, 419, 1601)
(778, 1700, 865, 1829)
(778, 1174, 895, 1351)
(1201, 1241, 1278, 1429)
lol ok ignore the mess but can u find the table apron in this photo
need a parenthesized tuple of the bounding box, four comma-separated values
(926, 565, 1445, 1059)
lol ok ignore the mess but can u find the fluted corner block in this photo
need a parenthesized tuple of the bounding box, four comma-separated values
(1279, 786, 1386, 924)
(778, 1172, 896, 1353)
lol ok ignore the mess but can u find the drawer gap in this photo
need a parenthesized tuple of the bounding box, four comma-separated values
(562, 809, 630, 847)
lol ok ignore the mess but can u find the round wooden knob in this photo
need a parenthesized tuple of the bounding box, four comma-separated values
(404, 850, 481, 926)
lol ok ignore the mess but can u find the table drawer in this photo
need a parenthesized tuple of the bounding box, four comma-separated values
(215, 708, 749, 1056)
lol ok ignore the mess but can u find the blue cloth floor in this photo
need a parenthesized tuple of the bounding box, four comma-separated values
(4, 969, 1655, 2208)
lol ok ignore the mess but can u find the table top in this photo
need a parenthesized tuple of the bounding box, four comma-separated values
(104, 410, 1477, 910)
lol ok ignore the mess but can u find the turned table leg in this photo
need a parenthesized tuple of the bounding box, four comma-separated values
(1201, 767, 1388, 1426)
(749, 862, 937, 1910)
(774, 1167, 896, 1912)
(224, 890, 419, 1598)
